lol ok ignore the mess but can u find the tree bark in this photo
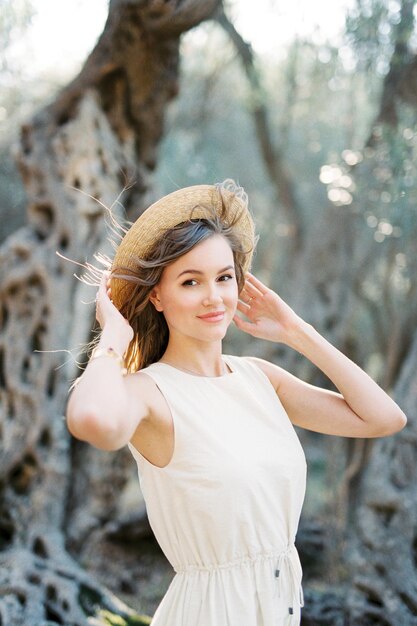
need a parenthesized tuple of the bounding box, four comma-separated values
(1, 1, 416, 623)
(215, 8, 304, 257)
(215, 10, 416, 621)
(346, 329, 417, 626)
(367, 0, 415, 142)
(0, 1, 221, 624)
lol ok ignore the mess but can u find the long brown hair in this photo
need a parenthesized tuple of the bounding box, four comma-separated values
(73, 185, 256, 384)
(112, 202, 254, 372)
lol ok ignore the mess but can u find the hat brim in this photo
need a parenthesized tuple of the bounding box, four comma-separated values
(110, 183, 255, 310)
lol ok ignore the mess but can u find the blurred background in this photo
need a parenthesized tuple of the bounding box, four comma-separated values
(1, 1, 416, 624)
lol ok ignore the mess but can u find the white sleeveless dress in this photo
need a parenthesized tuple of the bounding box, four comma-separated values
(127, 354, 307, 625)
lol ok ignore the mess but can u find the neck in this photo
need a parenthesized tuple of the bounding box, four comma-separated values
(161, 360, 228, 377)
(160, 339, 226, 377)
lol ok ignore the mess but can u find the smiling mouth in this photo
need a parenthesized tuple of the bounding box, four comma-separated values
(197, 311, 225, 321)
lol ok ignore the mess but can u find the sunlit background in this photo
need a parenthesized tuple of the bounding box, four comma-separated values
(1, 2, 416, 620)
(2, 0, 416, 514)
(4, 0, 353, 75)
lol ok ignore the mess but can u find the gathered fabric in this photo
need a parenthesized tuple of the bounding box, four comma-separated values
(128, 354, 307, 625)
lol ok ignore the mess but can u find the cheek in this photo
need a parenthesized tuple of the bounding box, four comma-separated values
(161, 288, 196, 315)
(175, 289, 199, 307)
(228, 280, 239, 300)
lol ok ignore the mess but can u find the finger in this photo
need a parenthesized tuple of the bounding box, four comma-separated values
(233, 314, 257, 335)
(97, 276, 110, 305)
(245, 272, 269, 294)
(236, 299, 251, 313)
(242, 283, 262, 300)
(236, 300, 258, 320)
(241, 283, 262, 298)
(239, 289, 253, 304)
(244, 279, 266, 298)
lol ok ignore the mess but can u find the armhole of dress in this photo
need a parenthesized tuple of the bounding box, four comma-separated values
(127, 370, 179, 471)
(238, 355, 277, 388)
(239, 355, 294, 418)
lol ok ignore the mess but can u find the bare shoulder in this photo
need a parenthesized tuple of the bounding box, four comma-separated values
(244, 356, 383, 438)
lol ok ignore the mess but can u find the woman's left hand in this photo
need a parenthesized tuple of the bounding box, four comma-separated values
(233, 273, 306, 344)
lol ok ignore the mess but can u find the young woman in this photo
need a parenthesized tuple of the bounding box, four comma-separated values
(66, 179, 407, 626)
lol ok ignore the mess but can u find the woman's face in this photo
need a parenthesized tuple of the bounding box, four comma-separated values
(150, 235, 239, 344)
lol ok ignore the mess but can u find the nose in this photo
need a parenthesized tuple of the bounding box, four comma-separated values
(202, 281, 223, 306)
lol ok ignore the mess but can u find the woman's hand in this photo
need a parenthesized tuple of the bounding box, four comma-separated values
(233, 273, 306, 344)
(95, 271, 134, 344)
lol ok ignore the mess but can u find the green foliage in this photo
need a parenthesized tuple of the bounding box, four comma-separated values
(97, 610, 152, 625)
(78, 585, 152, 625)
(345, 0, 415, 75)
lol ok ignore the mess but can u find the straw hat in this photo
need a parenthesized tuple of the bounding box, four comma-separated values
(110, 180, 256, 310)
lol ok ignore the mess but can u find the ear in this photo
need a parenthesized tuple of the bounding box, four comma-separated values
(149, 287, 163, 312)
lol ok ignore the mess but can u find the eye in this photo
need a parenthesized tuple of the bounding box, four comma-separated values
(181, 274, 234, 286)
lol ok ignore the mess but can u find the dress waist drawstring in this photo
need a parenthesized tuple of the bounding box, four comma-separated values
(173, 543, 304, 614)
(173, 549, 286, 574)
(273, 543, 304, 613)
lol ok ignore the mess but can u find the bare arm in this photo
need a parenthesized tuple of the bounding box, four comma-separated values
(282, 322, 406, 436)
(66, 272, 148, 451)
(235, 273, 407, 438)
(246, 327, 406, 438)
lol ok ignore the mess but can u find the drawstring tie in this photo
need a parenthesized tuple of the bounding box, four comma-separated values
(273, 543, 304, 616)
(173, 544, 304, 619)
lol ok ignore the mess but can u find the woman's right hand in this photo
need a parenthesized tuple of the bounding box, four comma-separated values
(95, 271, 134, 344)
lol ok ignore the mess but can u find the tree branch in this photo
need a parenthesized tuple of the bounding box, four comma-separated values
(214, 7, 303, 249)
(367, 0, 415, 143)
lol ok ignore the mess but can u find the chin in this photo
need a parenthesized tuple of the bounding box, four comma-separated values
(192, 325, 229, 342)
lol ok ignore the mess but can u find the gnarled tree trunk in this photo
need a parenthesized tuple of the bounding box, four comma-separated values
(0, 1, 221, 624)
(346, 329, 417, 626)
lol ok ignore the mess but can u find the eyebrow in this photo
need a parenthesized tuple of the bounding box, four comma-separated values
(177, 265, 235, 279)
